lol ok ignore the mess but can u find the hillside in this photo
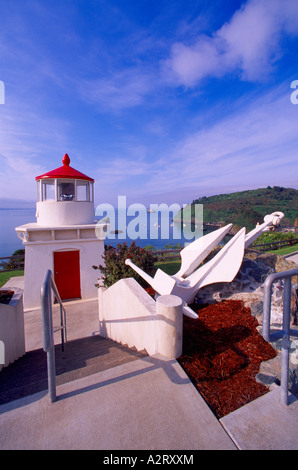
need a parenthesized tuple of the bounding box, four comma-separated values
(181, 186, 298, 231)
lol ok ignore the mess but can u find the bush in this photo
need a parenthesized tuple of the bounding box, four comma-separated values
(252, 231, 298, 244)
(93, 241, 156, 288)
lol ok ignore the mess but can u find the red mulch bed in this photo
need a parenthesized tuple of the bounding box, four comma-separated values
(177, 299, 277, 419)
(145, 288, 277, 419)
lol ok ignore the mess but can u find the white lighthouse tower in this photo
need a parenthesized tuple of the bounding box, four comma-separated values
(16, 153, 107, 310)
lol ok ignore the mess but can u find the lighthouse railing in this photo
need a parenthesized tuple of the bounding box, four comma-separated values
(41, 269, 67, 403)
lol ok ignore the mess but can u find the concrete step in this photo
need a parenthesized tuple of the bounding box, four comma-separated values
(0, 335, 148, 405)
(121, 343, 148, 355)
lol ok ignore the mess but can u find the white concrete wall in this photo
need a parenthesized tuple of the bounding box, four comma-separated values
(0, 288, 25, 371)
(24, 239, 104, 310)
(98, 278, 183, 358)
(36, 201, 94, 226)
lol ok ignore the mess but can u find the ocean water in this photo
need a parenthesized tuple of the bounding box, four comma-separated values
(0, 207, 198, 259)
(0, 208, 36, 258)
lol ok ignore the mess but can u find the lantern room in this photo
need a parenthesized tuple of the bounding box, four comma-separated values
(35, 153, 95, 226)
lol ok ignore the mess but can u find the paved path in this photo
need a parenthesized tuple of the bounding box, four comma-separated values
(1, 278, 298, 450)
(0, 354, 237, 450)
(284, 251, 298, 265)
(0, 292, 236, 450)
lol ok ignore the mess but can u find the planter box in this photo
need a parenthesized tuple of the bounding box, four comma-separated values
(0, 287, 25, 372)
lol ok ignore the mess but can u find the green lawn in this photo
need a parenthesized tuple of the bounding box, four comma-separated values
(0, 270, 24, 288)
(265, 243, 298, 256)
(154, 261, 181, 275)
(0, 242, 297, 288)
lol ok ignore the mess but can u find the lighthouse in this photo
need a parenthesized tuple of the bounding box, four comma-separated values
(15, 154, 107, 310)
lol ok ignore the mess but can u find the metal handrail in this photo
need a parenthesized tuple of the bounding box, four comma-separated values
(262, 268, 298, 406)
(41, 269, 67, 403)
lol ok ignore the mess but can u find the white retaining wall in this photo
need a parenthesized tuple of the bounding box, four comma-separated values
(0, 288, 25, 372)
(98, 278, 183, 358)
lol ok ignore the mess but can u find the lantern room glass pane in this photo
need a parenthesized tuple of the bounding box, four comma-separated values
(37, 181, 41, 201)
(42, 180, 55, 201)
(76, 180, 89, 201)
(58, 180, 75, 201)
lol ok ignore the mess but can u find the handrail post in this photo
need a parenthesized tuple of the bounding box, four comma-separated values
(47, 281, 56, 403)
(41, 272, 57, 403)
(262, 268, 298, 406)
(59, 303, 66, 352)
(47, 330, 57, 403)
(41, 269, 67, 403)
(280, 277, 292, 406)
(281, 334, 290, 406)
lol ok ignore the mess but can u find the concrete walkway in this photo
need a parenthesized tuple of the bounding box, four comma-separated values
(1, 278, 298, 450)
(0, 354, 237, 450)
(221, 388, 298, 450)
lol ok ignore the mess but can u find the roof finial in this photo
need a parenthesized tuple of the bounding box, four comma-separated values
(62, 153, 70, 166)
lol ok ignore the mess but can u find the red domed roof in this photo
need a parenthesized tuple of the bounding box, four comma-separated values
(35, 154, 94, 182)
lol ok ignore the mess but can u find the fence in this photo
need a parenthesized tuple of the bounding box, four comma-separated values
(0, 255, 25, 272)
(1, 237, 297, 271)
(151, 249, 181, 262)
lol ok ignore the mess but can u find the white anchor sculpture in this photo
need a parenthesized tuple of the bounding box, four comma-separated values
(125, 211, 284, 318)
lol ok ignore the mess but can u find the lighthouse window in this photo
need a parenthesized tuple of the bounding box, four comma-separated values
(58, 180, 75, 201)
(76, 180, 89, 201)
(90, 182, 94, 202)
(37, 181, 42, 201)
(42, 180, 55, 201)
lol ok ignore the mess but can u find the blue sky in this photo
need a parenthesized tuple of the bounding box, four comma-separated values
(0, 0, 298, 208)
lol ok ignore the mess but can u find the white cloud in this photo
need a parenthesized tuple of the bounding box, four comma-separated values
(80, 68, 155, 112)
(164, 0, 298, 86)
(164, 36, 224, 87)
(134, 84, 298, 200)
(0, 0, 297, 209)
(0, 103, 70, 200)
(90, 82, 298, 206)
(217, 0, 282, 81)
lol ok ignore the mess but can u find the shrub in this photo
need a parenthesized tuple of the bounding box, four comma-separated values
(93, 241, 156, 288)
(252, 231, 298, 244)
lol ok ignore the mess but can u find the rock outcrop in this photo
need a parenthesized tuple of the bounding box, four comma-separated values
(195, 248, 298, 326)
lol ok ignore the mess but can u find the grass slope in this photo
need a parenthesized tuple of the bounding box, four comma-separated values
(184, 186, 298, 230)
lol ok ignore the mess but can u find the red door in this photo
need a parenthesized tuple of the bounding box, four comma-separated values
(54, 250, 81, 300)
